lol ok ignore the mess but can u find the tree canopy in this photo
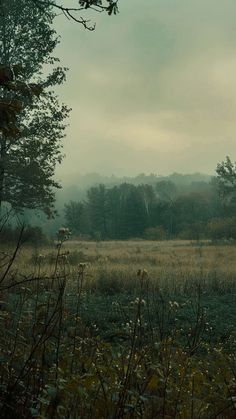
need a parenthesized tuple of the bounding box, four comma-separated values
(0, 0, 120, 216)
(0, 0, 69, 216)
(64, 180, 222, 240)
(216, 156, 236, 209)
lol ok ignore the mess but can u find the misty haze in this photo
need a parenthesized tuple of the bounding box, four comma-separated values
(0, 1, 236, 418)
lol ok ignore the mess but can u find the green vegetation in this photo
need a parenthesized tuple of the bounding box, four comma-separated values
(0, 0, 70, 216)
(63, 170, 236, 241)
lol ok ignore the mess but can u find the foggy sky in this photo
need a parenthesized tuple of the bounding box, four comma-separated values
(54, 0, 236, 183)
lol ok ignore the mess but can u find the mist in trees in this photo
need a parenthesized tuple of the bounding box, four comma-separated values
(63, 174, 234, 240)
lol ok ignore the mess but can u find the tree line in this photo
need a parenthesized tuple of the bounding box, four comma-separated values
(64, 173, 236, 240)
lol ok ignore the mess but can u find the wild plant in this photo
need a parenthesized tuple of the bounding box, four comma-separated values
(0, 231, 236, 418)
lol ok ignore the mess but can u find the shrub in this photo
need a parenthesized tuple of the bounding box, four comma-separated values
(207, 217, 236, 240)
(95, 269, 127, 295)
(144, 226, 167, 240)
(177, 222, 206, 240)
(0, 224, 50, 246)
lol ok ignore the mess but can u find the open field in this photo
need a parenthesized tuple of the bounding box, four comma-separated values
(8, 239, 236, 293)
(2, 239, 236, 342)
(50, 240, 236, 341)
(0, 239, 236, 417)
(7, 238, 236, 276)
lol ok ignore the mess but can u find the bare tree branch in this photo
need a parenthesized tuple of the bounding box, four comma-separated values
(30, 0, 119, 30)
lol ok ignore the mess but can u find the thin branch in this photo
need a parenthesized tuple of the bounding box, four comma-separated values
(0, 224, 25, 285)
(30, 0, 118, 30)
(66, 11, 96, 30)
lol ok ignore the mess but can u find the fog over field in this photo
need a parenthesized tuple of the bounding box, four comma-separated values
(55, 0, 236, 182)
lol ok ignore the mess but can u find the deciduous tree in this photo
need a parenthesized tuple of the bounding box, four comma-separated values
(216, 156, 236, 209)
(0, 0, 69, 216)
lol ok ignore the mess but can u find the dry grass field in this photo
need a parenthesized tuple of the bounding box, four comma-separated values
(8, 239, 236, 294)
(1, 239, 236, 417)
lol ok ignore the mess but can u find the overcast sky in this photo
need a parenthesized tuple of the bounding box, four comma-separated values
(54, 0, 236, 181)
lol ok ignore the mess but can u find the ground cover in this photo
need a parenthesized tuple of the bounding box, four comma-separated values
(0, 239, 236, 418)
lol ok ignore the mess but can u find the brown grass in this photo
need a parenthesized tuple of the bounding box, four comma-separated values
(2, 239, 236, 294)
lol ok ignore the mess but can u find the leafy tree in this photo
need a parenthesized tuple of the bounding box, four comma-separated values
(118, 184, 148, 239)
(64, 201, 88, 235)
(207, 217, 236, 240)
(216, 156, 236, 210)
(155, 181, 177, 238)
(106, 185, 121, 239)
(156, 180, 177, 202)
(138, 184, 157, 223)
(87, 184, 108, 239)
(151, 200, 172, 234)
(172, 193, 211, 235)
(65, 183, 151, 240)
(0, 0, 69, 216)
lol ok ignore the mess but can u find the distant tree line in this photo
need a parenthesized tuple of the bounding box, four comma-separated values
(64, 175, 236, 241)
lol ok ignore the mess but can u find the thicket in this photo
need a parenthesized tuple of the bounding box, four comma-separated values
(0, 224, 49, 246)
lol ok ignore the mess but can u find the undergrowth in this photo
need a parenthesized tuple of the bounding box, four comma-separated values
(0, 230, 236, 418)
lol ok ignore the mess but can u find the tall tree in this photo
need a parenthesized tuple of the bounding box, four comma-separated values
(216, 156, 236, 210)
(64, 200, 88, 235)
(86, 184, 108, 239)
(0, 0, 69, 216)
(138, 184, 156, 224)
(106, 185, 121, 238)
(117, 184, 148, 239)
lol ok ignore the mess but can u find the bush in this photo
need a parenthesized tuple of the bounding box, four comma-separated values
(144, 226, 166, 240)
(207, 217, 236, 240)
(0, 224, 50, 246)
(177, 222, 206, 240)
(95, 269, 127, 295)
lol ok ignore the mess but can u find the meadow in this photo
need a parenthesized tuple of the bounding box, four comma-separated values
(0, 238, 236, 418)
